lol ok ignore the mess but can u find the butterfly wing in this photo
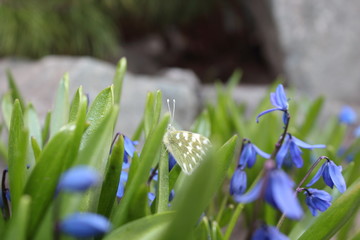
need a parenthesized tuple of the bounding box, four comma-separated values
(163, 129, 211, 175)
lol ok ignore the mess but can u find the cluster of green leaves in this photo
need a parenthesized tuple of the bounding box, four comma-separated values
(0, 0, 118, 58)
(0, 62, 360, 240)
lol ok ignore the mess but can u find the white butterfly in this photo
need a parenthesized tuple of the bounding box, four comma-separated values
(163, 99, 211, 175)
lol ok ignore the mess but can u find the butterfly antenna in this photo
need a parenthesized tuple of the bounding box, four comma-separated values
(172, 99, 176, 124)
(167, 99, 174, 125)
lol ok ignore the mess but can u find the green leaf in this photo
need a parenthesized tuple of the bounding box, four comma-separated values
(97, 134, 124, 218)
(104, 212, 175, 240)
(68, 86, 83, 123)
(30, 137, 41, 163)
(111, 115, 169, 227)
(6, 69, 25, 109)
(4, 195, 31, 240)
(25, 104, 43, 147)
(292, 178, 360, 240)
(24, 104, 42, 168)
(8, 99, 28, 213)
(42, 112, 51, 146)
(24, 124, 75, 238)
(157, 144, 169, 213)
(113, 58, 127, 105)
(161, 135, 237, 240)
(80, 86, 114, 151)
(50, 74, 70, 138)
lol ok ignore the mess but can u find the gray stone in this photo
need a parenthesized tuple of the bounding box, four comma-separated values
(246, 0, 360, 104)
(0, 56, 201, 136)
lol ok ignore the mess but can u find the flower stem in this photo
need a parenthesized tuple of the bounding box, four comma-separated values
(270, 111, 290, 161)
(1, 169, 10, 220)
(276, 156, 329, 229)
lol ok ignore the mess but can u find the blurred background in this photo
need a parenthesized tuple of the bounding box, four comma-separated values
(1, 0, 360, 133)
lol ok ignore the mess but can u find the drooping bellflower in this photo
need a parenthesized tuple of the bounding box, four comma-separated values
(306, 159, 346, 193)
(252, 225, 289, 240)
(303, 188, 332, 216)
(58, 166, 100, 192)
(230, 168, 247, 196)
(60, 212, 111, 238)
(256, 84, 289, 124)
(276, 134, 326, 168)
(234, 169, 303, 220)
(239, 142, 270, 168)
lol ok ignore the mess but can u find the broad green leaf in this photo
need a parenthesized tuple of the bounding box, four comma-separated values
(113, 58, 126, 105)
(97, 134, 124, 218)
(6, 69, 25, 109)
(24, 124, 75, 238)
(1, 92, 13, 130)
(8, 100, 28, 213)
(292, 178, 360, 240)
(50, 74, 69, 138)
(80, 86, 114, 151)
(128, 183, 151, 220)
(4, 195, 31, 240)
(144, 92, 156, 137)
(104, 212, 175, 240)
(111, 115, 169, 227)
(160, 136, 237, 240)
(68, 86, 83, 123)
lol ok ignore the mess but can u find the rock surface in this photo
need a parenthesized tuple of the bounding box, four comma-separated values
(247, 0, 360, 104)
(0, 56, 201, 136)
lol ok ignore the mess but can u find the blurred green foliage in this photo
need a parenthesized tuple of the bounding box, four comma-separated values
(0, 0, 118, 58)
(0, 0, 219, 58)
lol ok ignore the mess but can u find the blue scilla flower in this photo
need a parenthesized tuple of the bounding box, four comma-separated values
(276, 134, 326, 168)
(306, 159, 346, 193)
(239, 142, 270, 168)
(58, 166, 100, 192)
(60, 212, 111, 238)
(116, 171, 128, 198)
(123, 135, 138, 163)
(338, 106, 357, 125)
(252, 225, 289, 240)
(303, 188, 332, 216)
(235, 169, 303, 220)
(230, 168, 247, 196)
(257, 84, 289, 123)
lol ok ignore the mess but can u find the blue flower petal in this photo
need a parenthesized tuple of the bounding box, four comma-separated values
(270, 170, 303, 220)
(252, 225, 289, 240)
(305, 197, 318, 216)
(60, 212, 111, 238)
(252, 144, 271, 159)
(276, 137, 291, 168)
(239, 144, 251, 167)
(338, 106, 357, 124)
(230, 168, 247, 195)
(268, 225, 289, 240)
(322, 165, 334, 188)
(234, 179, 263, 203)
(275, 84, 288, 110)
(312, 198, 331, 212)
(291, 136, 326, 149)
(256, 108, 284, 123)
(58, 166, 100, 192)
(306, 164, 326, 187)
(289, 142, 303, 168)
(328, 161, 346, 193)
